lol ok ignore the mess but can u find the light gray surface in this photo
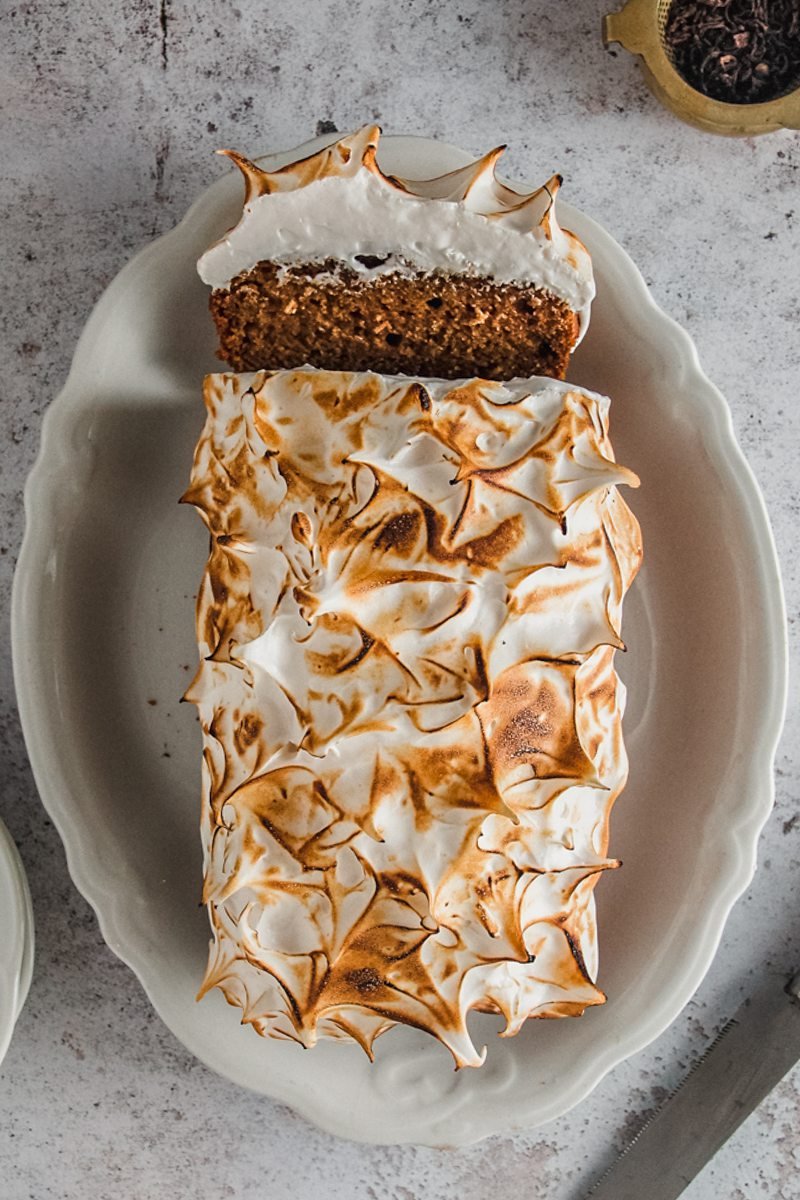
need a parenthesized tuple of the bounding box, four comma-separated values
(1, 1, 798, 1196)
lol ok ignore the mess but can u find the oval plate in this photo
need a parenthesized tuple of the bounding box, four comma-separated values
(12, 134, 787, 1146)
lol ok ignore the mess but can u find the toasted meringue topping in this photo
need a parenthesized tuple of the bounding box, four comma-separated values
(184, 368, 642, 1067)
(198, 126, 595, 341)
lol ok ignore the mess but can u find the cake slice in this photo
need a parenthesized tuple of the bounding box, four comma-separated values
(198, 126, 595, 381)
(183, 367, 642, 1066)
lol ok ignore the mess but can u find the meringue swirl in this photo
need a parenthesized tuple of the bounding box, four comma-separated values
(197, 126, 596, 342)
(184, 368, 642, 1067)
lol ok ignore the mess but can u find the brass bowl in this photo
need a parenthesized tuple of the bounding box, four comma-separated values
(603, 0, 800, 136)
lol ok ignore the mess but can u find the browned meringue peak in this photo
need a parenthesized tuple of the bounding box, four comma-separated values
(217, 124, 388, 204)
(186, 367, 642, 1067)
(397, 152, 565, 239)
(217, 124, 565, 233)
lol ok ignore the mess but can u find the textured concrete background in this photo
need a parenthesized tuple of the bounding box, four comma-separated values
(1, 1, 799, 1197)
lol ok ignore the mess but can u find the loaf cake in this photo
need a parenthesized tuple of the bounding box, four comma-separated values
(198, 126, 595, 381)
(183, 367, 642, 1066)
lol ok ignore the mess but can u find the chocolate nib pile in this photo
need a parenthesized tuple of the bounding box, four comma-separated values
(664, 0, 800, 104)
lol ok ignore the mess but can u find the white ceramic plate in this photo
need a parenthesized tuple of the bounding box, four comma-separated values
(0, 819, 34, 1066)
(12, 135, 786, 1145)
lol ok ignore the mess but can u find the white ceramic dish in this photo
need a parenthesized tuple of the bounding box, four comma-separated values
(12, 135, 786, 1145)
(0, 820, 34, 1066)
